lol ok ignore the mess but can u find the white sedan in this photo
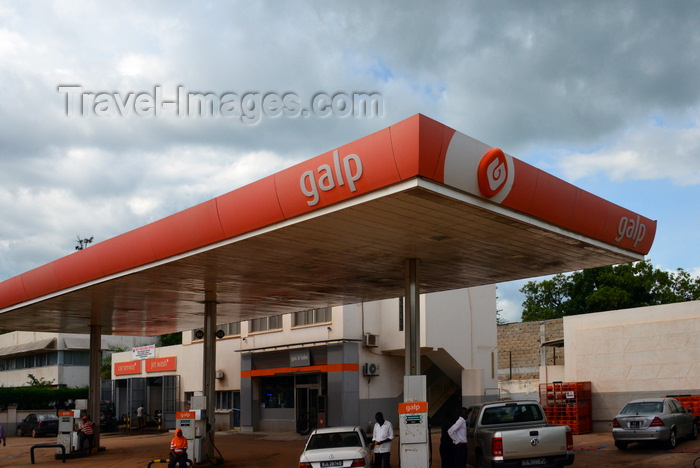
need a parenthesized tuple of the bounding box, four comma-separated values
(299, 426, 371, 468)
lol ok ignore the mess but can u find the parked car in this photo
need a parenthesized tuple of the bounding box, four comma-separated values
(299, 426, 371, 468)
(612, 398, 697, 449)
(16, 412, 59, 438)
(466, 400, 574, 468)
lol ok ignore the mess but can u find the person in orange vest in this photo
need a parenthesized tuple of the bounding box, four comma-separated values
(79, 415, 95, 453)
(168, 428, 188, 468)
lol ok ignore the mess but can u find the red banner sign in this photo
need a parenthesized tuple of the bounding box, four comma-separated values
(114, 360, 142, 375)
(398, 401, 428, 414)
(145, 356, 177, 373)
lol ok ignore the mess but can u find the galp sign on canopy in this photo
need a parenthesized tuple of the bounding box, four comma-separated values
(299, 150, 363, 206)
(616, 215, 646, 248)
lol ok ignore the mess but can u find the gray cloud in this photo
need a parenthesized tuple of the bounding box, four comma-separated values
(1, 1, 700, 317)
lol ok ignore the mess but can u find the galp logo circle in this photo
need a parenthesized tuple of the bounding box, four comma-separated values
(478, 148, 511, 199)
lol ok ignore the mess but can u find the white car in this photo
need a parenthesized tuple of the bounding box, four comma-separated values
(299, 426, 371, 468)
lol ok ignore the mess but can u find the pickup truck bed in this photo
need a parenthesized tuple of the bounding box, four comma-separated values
(466, 400, 574, 468)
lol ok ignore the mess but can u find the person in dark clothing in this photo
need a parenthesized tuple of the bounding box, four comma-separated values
(440, 412, 457, 468)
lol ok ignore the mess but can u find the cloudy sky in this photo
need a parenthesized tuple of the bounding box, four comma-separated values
(1, 1, 699, 323)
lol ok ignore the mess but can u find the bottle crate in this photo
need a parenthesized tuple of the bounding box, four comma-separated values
(540, 381, 592, 434)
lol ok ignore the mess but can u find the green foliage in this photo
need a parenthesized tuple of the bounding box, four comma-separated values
(520, 260, 700, 321)
(158, 333, 182, 347)
(26, 374, 55, 387)
(101, 345, 128, 380)
(0, 385, 88, 410)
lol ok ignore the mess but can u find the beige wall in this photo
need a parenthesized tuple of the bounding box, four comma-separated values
(564, 301, 700, 429)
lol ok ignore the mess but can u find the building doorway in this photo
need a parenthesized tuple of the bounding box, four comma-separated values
(295, 373, 326, 435)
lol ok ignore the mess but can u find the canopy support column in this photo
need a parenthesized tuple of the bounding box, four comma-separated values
(89, 323, 101, 449)
(404, 258, 420, 376)
(202, 300, 217, 462)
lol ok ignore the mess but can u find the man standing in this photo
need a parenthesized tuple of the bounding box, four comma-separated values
(168, 428, 189, 468)
(137, 404, 145, 432)
(371, 411, 394, 468)
(447, 407, 468, 467)
(79, 415, 95, 454)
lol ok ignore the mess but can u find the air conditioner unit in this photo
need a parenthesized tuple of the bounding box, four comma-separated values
(363, 333, 379, 348)
(363, 362, 380, 376)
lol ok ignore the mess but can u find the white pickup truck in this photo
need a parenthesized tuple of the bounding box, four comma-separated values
(466, 400, 575, 468)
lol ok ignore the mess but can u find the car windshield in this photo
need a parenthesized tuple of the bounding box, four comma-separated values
(620, 402, 663, 415)
(481, 404, 544, 425)
(307, 431, 362, 450)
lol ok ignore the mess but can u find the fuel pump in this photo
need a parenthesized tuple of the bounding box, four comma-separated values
(175, 409, 205, 464)
(399, 376, 430, 468)
(57, 409, 80, 455)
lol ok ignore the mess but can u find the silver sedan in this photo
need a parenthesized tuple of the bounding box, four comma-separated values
(612, 398, 697, 450)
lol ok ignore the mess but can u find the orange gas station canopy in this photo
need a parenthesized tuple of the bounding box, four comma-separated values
(0, 115, 656, 335)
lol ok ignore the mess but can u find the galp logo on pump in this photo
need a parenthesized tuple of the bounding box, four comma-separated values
(299, 150, 363, 206)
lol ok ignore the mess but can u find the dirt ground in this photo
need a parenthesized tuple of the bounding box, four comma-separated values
(0, 428, 698, 467)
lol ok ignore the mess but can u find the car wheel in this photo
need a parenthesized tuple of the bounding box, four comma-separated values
(666, 429, 677, 449)
(15, 428, 23, 437)
(31, 429, 39, 438)
(690, 423, 698, 440)
(614, 441, 628, 450)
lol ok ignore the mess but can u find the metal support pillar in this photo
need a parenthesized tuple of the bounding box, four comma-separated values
(89, 324, 101, 449)
(404, 258, 420, 376)
(202, 300, 217, 462)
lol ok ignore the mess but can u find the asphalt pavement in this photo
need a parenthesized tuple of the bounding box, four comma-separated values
(0, 428, 698, 467)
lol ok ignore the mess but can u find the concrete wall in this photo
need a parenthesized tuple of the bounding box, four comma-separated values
(496, 319, 563, 400)
(564, 301, 700, 431)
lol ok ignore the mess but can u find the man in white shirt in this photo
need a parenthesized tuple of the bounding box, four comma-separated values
(371, 411, 394, 468)
(447, 407, 468, 467)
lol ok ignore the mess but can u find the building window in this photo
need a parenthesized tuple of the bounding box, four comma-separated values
(62, 351, 89, 366)
(293, 308, 332, 327)
(192, 321, 241, 340)
(218, 322, 241, 337)
(250, 315, 283, 333)
(216, 390, 234, 410)
(260, 376, 294, 408)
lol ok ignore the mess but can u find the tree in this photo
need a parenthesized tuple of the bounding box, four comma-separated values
(520, 260, 700, 321)
(101, 345, 128, 380)
(158, 333, 182, 347)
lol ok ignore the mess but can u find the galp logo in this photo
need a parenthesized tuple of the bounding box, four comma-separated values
(299, 150, 363, 206)
(616, 215, 647, 247)
(478, 148, 510, 199)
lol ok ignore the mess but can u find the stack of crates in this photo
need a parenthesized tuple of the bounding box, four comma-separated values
(539, 381, 592, 434)
(666, 394, 700, 427)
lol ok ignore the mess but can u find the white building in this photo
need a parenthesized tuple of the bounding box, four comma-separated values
(110, 285, 498, 432)
(0, 331, 157, 388)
